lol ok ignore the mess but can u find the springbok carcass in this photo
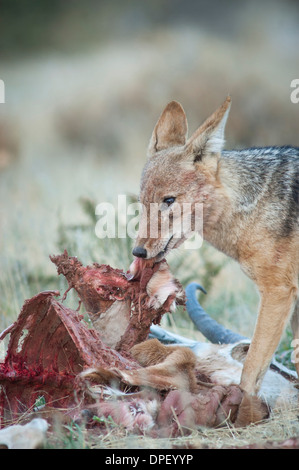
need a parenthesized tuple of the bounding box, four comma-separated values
(1, 253, 298, 435)
(149, 282, 299, 410)
(81, 279, 299, 435)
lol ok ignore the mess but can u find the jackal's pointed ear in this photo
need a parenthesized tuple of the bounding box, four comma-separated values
(187, 96, 231, 161)
(148, 101, 188, 157)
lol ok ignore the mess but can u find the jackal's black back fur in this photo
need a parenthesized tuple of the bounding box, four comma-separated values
(222, 146, 299, 238)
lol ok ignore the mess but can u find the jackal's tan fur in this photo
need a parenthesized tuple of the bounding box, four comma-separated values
(133, 97, 299, 395)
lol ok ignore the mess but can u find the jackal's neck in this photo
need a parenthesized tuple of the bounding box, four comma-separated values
(202, 148, 267, 259)
(218, 148, 273, 212)
(219, 146, 299, 212)
(203, 145, 299, 259)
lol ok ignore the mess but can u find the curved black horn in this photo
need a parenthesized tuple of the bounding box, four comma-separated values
(185, 282, 247, 344)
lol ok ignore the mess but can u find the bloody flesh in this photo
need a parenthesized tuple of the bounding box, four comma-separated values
(0, 251, 184, 425)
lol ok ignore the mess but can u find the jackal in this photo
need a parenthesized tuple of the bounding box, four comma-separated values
(132, 97, 299, 395)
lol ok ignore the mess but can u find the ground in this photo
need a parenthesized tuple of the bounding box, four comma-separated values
(0, 0, 299, 449)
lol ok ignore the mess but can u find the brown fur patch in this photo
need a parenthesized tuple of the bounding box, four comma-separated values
(128, 339, 198, 393)
(130, 338, 175, 366)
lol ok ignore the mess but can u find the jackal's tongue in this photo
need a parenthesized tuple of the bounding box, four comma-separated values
(126, 257, 158, 281)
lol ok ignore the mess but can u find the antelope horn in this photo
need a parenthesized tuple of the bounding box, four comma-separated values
(185, 282, 247, 344)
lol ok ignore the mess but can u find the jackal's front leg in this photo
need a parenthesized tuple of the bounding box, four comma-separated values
(240, 283, 298, 395)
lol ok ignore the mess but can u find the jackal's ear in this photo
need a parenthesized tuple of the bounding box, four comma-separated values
(148, 101, 188, 157)
(187, 96, 231, 161)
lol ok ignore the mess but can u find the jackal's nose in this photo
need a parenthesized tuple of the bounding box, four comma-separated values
(132, 246, 147, 258)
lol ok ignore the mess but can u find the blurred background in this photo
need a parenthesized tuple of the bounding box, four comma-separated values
(0, 0, 298, 355)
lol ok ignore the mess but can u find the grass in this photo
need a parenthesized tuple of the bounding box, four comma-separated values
(41, 405, 299, 449)
(1, 8, 299, 447)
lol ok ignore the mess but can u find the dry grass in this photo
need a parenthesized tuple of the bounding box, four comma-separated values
(42, 405, 299, 449)
(1, 1, 299, 448)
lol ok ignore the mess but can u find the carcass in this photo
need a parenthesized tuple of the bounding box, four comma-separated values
(149, 282, 299, 410)
(0, 253, 297, 438)
(0, 251, 185, 428)
(49, 250, 185, 351)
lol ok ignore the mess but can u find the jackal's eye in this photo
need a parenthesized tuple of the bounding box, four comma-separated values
(163, 196, 176, 207)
